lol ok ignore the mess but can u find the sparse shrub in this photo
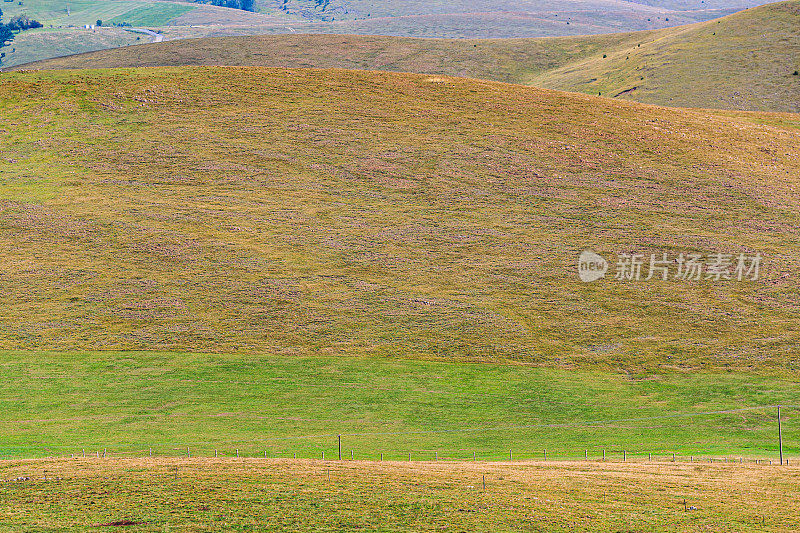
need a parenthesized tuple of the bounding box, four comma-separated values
(96, 19, 102, 27)
(603, 54, 607, 58)
(793, 70, 799, 76)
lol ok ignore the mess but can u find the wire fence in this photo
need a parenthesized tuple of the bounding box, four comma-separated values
(1, 404, 794, 464)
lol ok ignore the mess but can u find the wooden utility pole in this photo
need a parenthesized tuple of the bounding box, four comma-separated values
(778, 406, 784, 466)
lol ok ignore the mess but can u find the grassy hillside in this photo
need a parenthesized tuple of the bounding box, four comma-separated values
(2, 458, 799, 531)
(0, 66, 799, 370)
(0, 27, 143, 68)
(0, 0, 300, 69)
(268, 0, 740, 22)
(19, 1, 800, 111)
(0, 1, 194, 69)
(530, 0, 800, 111)
(282, 10, 703, 39)
(0, 0, 197, 27)
(8, 32, 638, 82)
(0, 0, 757, 70)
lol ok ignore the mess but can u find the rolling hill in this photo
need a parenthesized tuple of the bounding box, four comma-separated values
(8, 32, 636, 83)
(0, 0, 775, 68)
(17, 1, 800, 112)
(2, 29, 800, 530)
(0, 0, 299, 68)
(266, 0, 760, 22)
(529, 0, 800, 111)
(0, 66, 798, 371)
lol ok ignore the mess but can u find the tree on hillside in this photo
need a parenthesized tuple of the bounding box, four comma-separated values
(7, 14, 43, 31)
(197, 0, 256, 12)
(0, 9, 14, 59)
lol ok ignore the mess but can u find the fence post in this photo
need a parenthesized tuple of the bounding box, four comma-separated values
(509, 450, 512, 462)
(623, 450, 626, 462)
(380, 453, 383, 462)
(648, 452, 651, 461)
(602, 449, 605, 461)
(187, 447, 190, 458)
(236, 449, 239, 458)
(215, 449, 217, 458)
(473, 451, 476, 461)
(778, 405, 784, 466)
(585, 450, 588, 460)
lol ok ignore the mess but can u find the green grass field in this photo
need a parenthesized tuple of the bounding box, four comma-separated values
(108, 3, 197, 27)
(0, 351, 797, 460)
(0, 0, 197, 27)
(21, 1, 800, 112)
